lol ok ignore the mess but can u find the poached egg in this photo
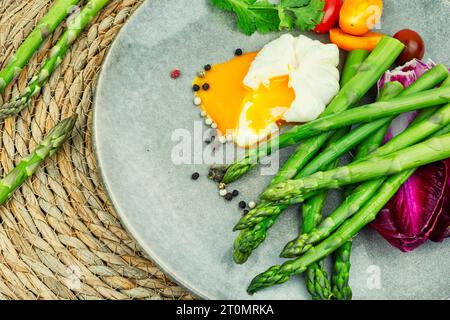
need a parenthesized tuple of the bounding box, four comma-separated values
(194, 34, 340, 147)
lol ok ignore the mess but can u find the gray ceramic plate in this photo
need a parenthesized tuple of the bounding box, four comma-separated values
(93, 0, 450, 299)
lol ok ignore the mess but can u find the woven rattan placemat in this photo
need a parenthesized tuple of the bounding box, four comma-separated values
(0, 0, 191, 300)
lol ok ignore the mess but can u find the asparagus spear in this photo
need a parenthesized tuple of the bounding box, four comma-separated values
(233, 214, 280, 264)
(221, 37, 405, 184)
(0, 115, 76, 205)
(326, 85, 394, 300)
(0, 0, 110, 120)
(300, 51, 369, 300)
(248, 126, 450, 294)
(305, 259, 332, 300)
(263, 72, 450, 207)
(327, 85, 394, 300)
(327, 80, 408, 300)
(246, 167, 414, 294)
(331, 240, 352, 300)
(234, 65, 449, 231)
(0, 0, 80, 91)
(262, 133, 450, 202)
(232, 50, 370, 264)
(340, 50, 371, 85)
(302, 170, 332, 300)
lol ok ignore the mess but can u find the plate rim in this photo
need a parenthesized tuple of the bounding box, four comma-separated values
(92, 0, 207, 300)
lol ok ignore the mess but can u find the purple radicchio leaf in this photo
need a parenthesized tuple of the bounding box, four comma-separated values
(371, 59, 450, 252)
(371, 160, 450, 252)
(429, 159, 450, 242)
(377, 59, 436, 141)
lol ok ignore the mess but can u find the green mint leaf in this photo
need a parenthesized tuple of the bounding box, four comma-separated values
(289, 0, 325, 31)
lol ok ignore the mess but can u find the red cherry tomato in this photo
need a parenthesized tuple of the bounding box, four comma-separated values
(314, 0, 343, 33)
(393, 29, 425, 65)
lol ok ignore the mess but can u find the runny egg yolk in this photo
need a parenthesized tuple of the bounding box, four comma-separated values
(194, 52, 295, 147)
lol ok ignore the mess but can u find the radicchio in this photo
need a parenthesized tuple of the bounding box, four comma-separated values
(378, 59, 436, 141)
(371, 59, 450, 252)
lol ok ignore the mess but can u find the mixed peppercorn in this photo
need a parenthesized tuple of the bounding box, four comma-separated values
(189, 48, 254, 214)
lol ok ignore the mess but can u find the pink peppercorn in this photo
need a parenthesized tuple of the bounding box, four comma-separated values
(170, 69, 181, 79)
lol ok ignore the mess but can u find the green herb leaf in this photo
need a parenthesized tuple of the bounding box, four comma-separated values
(278, 8, 294, 30)
(288, 0, 325, 31)
(280, 0, 311, 7)
(211, 0, 280, 35)
(210, 0, 324, 35)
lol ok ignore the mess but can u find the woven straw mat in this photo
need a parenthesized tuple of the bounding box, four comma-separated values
(0, 0, 192, 300)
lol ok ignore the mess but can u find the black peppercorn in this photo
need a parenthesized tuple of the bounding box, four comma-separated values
(238, 201, 246, 209)
(191, 172, 200, 180)
(202, 83, 210, 91)
(235, 48, 243, 56)
(224, 193, 233, 201)
(192, 84, 200, 92)
(232, 190, 239, 197)
(204, 64, 212, 71)
(243, 210, 249, 215)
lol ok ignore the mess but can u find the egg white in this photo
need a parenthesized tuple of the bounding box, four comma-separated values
(236, 34, 340, 147)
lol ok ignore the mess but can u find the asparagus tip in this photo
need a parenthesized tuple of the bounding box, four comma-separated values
(232, 252, 249, 265)
(232, 225, 241, 232)
(208, 165, 227, 183)
(279, 238, 306, 258)
(233, 221, 248, 231)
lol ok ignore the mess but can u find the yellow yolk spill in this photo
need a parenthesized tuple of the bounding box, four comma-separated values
(241, 76, 294, 131)
(193, 52, 295, 142)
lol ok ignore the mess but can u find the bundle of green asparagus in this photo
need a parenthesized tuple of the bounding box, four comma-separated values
(244, 65, 450, 295)
(232, 64, 449, 260)
(232, 39, 406, 267)
(219, 37, 450, 298)
(248, 133, 450, 294)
